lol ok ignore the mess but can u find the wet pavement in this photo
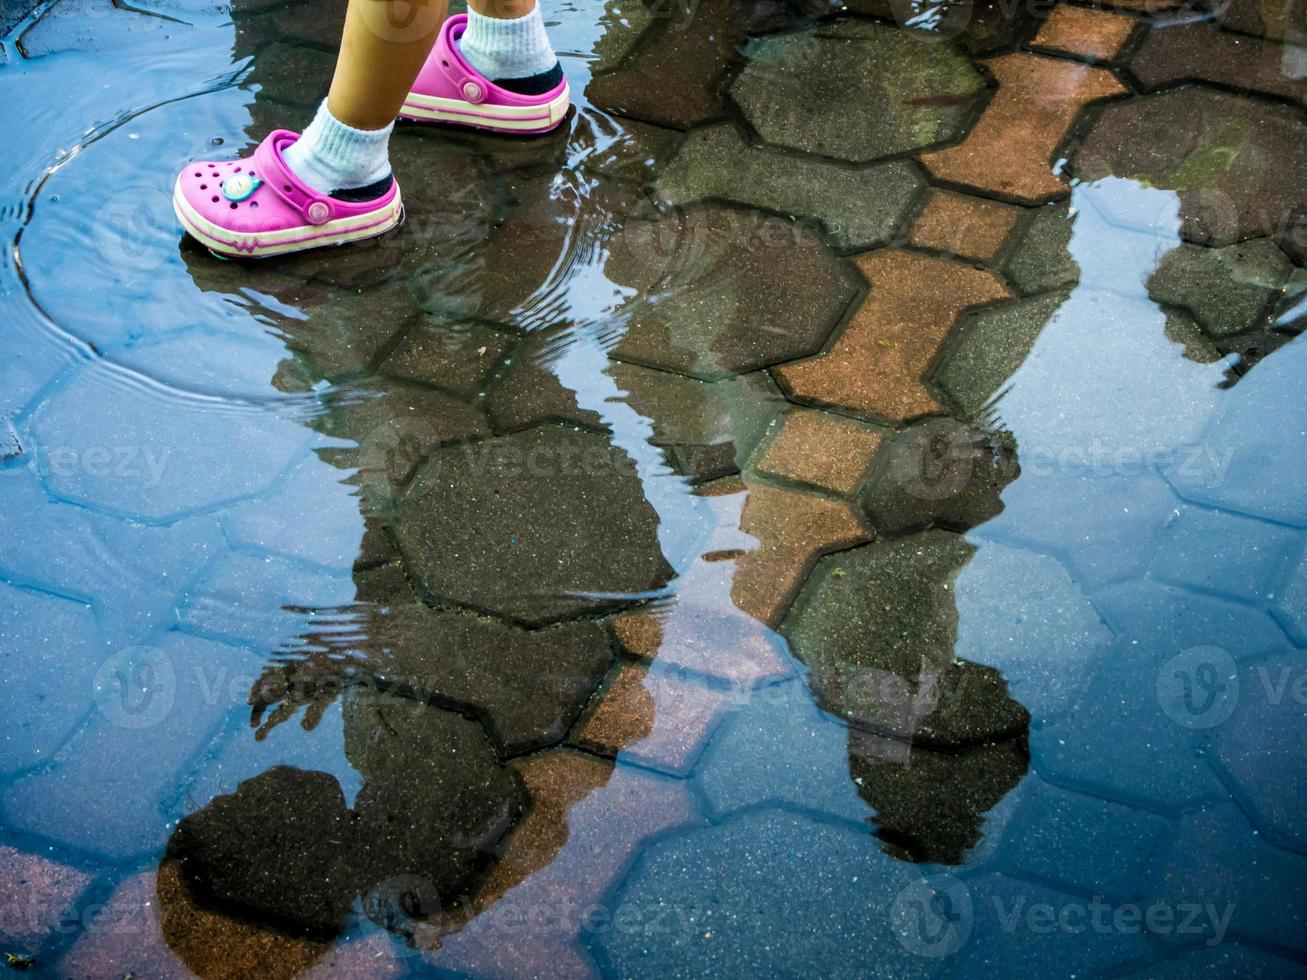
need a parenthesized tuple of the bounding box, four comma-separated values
(2, 0, 1307, 975)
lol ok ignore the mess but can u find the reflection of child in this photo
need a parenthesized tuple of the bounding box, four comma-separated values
(171, 0, 567, 259)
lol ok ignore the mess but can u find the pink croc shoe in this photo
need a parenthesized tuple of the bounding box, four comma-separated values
(400, 13, 569, 133)
(172, 130, 404, 259)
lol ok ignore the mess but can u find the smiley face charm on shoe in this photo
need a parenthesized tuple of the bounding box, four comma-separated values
(221, 172, 262, 203)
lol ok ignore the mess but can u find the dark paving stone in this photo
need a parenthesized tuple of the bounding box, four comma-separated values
(271, 0, 347, 48)
(654, 122, 925, 252)
(1213, 651, 1307, 852)
(952, 873, 1154, 976)
(603, 207, 861, 380)
(848, 729, 1028, 864)
(0, 582, 102, 775)
(576, 116, 684, 187)
(1150, 504, 1301, 602)
(1129, 945, 1307, 979)
(487, 346, 783, 482)
(1148, 805, 1307, 953)
(352, 602, 613, 755)
(1147, 239, 1291, 338)
(395, 425, 674, 624)
(731, 21, 984, 162)
(998, 779, 1172, 903)
(1166, 330, 1307, 525)
(586, 0, 746, 129)
(592, 810, 931, 980)
(590, 0, 655, 73)
(1003, 202, 1078, 295)
(860, 416, 1018, 535)
(783, 530, 1030, 748)
(1219, 0, 1307, 38)
(3, 633, 257, 858)
(169, 693, 521, 938)
(1134, 22, 1307, 108)
(694, 679, 871, 824)
(1, 0, 41, 36)
(248, 40, 334, 106)
(1073, 87, 1307, 249)
(379, 319, 514, 399)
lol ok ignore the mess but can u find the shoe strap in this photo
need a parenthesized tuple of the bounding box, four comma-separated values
(437, 15, 492, 105)
(253, 131, 338, 225)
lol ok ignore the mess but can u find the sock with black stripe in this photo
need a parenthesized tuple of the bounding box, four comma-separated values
(457, 6, 563, 95)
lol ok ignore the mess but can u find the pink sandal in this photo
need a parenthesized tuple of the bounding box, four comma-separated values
(400, 13, 569, 133)
(172, 130, 404, 259)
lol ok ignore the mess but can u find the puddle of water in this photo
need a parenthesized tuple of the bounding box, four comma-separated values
(2, 0, 1306, 975)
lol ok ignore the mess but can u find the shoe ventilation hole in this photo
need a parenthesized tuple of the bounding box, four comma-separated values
(211, 196, 219, 203)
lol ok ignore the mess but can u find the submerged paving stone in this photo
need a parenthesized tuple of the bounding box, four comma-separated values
(783, 530, 1030, 748)
(0, 414, 20, 460)
(752, 408, 885, 496)
(1147, 239, 1290, 338)
(731, 21, 983, 162)
(1003, 201, 1078, 294)
(922, 53, 1125, 203)
(586, 0, 745, 129)
(654, 122, 925, 252)
(574, 663, 732, 775)
(1275, 547, 1307, 645)
(594, 810, 927, 979)
(1073, 87, 1307, 249)
(0, 845, 92, 954)
(431, 751, 700, 978)
(379, 319, 514, 398)
(354, 602, 613, 756)
(396, 425, 673, 624)
(1132, 946, 1307, 980)
(907, 189, 1021, 263)
(1150, 504, 1301, 602)
(1213, 653, 1307, 852)
(18, 0, 183, 57)
(776, 249, 1009, 421)
(860, 417, 1018, 535)
(607, 207, 861, 380)
(998, 780, 1171, 903)
(1219, 0, 1307, 40)
(1030, 4, 1136, 60)
(1133, 22, 1307, 108)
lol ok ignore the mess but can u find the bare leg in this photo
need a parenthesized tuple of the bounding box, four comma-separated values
(467, 0, 537, 17)
(327, 0, 450, 130)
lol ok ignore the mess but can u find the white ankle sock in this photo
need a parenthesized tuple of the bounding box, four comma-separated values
(457, 6, 557, 82)
(283, 101, 394, 196)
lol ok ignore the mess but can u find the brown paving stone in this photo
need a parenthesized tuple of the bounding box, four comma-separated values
(425, 750, 700, 977)
(1220, 0, 1307, 40)
(921, 53, 1127, 204)
(1031, 5, 1137, 60)
(575, 663, 732, 775)
(775, 249, 1010, 422)
(752, 408, 886, 496)
(58, 867, 332, 980)
(0, 846, 92, 953)
(733, 482, 872, 626)
(1132, 22, 1307, 108)
(1102, 0, 1180, 10)
(908, 189, 1022, 263)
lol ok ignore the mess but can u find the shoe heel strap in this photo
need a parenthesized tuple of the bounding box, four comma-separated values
(253, 131, 337, 225)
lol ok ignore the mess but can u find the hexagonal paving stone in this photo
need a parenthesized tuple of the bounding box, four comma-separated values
(591, 810, 931, 979)
(731, 21, 983, 162)
(776, 249, 1009, 421)
(1003, 202, 1078, 295)
(604, 207, 862, 380)
(1133, 22, 1307, 108)
(395, 425, 674, 624)
(1073, 87, 1307, 249)
(1147, 239, 1291, 338)
(783, 530, 1031, 748)
(921, 53, 1125, 204)
(654, 122, 925, 251)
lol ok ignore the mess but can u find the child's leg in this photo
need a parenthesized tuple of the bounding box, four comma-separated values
(284, 0, 447, 197)
(458, 0, 562, 94)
